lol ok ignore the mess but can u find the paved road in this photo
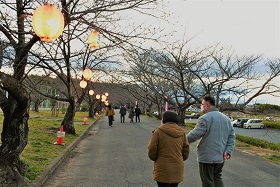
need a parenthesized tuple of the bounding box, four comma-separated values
(186, 119, 280, 144)
(42, 116, 280, 187)
(234, 127, 280, 144)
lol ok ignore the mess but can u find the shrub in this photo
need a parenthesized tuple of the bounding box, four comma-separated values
(236, 134, 280, 151)
(264, 121, 280, 129)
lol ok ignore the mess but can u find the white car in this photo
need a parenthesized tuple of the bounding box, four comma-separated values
(243, 119, 264, 129)
(231, 120, 238, 127)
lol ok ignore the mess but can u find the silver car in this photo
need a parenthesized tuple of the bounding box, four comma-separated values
(243, 119, 264, 129)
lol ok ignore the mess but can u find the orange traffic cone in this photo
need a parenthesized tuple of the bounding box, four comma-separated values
(54, 125, 65, 146)
(83, 115, 88, 125)
(95, 112, 99, 118)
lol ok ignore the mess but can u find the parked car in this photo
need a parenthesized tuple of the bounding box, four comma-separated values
(244, 119, 264, 129)
(231, 119, 238, 127)
(236, 118, 249, 128)
(265, 117, 274, 121)
(185, 113, 200, 119)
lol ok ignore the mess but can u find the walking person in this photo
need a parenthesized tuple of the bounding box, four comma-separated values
(105, 104, 115, 127)
(134, 105, 141, 123)
(128, 109, 135, 123)
(187, 95, 236, 187)
(119, 104, 127, 123)
(148, 111, 190, 187)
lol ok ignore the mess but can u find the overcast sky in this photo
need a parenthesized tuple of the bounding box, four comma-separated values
(161, 0, 279, 59)
(158, 0, 279, 104)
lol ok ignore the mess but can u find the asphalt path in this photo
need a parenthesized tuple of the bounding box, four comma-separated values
(42, 115, 280, 187)
(186, 119, 280, 144)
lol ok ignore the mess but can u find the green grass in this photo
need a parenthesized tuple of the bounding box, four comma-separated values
(236, 134, 280, 151)
(0, 110, 100, 181)
(262, 155, 280, 165)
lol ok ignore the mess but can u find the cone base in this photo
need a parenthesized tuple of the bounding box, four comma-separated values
(54, 142, 65, 146)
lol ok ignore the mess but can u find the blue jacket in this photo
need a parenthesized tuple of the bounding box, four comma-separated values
(187, 108, 235, 163)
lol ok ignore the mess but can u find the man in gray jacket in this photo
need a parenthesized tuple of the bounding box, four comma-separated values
(187, 95, 235, 187)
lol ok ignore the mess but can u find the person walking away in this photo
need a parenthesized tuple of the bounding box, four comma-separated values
(119, 105, 127, 123)
(128, 109, 135, 123)
(148, 111, 190, 187)
(187, 95, 235, 187)
(105, 104, 115, 127)
(135, 105, 141, 123)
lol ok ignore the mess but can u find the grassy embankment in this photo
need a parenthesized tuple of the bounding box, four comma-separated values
(0, 110, 99, 181)
(185, 122, 280, 165)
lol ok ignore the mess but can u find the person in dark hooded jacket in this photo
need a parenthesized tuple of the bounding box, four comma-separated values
(148, 111, 190, 187)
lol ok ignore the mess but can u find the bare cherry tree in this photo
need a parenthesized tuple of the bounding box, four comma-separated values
(123, 40, 279, 125)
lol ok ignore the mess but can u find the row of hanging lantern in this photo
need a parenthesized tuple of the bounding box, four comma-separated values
(92, 92, 109, 106)
(32, 3, 102, 48)
(81, 67, 109, 103)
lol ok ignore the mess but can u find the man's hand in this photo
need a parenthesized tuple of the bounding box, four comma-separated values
(224, 152, 231, 160)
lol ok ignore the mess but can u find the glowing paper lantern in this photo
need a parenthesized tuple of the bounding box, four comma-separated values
(80, 80, 87, 88)
(83, 68, 92, 80)
(32, 4, 65, 42)
(88, 31, 102, 48)
(89, 90, 94, 95)
(101, 95, 107, 102)
(104, 92, 109, 97)
(96, 94, 101, 100)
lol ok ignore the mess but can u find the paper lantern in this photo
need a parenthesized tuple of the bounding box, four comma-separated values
(83, 68, 92, 80)
(104, 92, 109, 97)
(88, 31, 102, 48)
(96, 94, 101, 100)
(80, 80, 87, 88)
(89, 90, 94, 95)
(32, 4, 65, 42)
(101, 95, 107, 102)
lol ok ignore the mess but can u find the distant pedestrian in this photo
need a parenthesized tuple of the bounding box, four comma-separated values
(128, 109, 135, 123)
(105, 104, 115, 127)
(148, 111, 190, 187)
(187, 94, 235, 187)
(135, 105, 141, 123)
(119, 105, 127, 123)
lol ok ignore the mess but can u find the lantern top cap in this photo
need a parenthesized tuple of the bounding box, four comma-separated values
(44, 0, 55, 5)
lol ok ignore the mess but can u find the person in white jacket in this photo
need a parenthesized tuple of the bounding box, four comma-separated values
(187, 94, 235, 187)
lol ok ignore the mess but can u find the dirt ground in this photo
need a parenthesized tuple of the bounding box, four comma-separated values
(235, 141, 280, 161)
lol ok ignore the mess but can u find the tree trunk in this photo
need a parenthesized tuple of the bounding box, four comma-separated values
(157, 104, 162, 120)
(34, 98, 40, 112)
(61, 97, 76, 135)
(88, 102, 94, 118)
(148, 104, 153, 117)
(88, 99, 97, 118)
(0, 81, 30, 186)
(178, 108, 186, 126)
